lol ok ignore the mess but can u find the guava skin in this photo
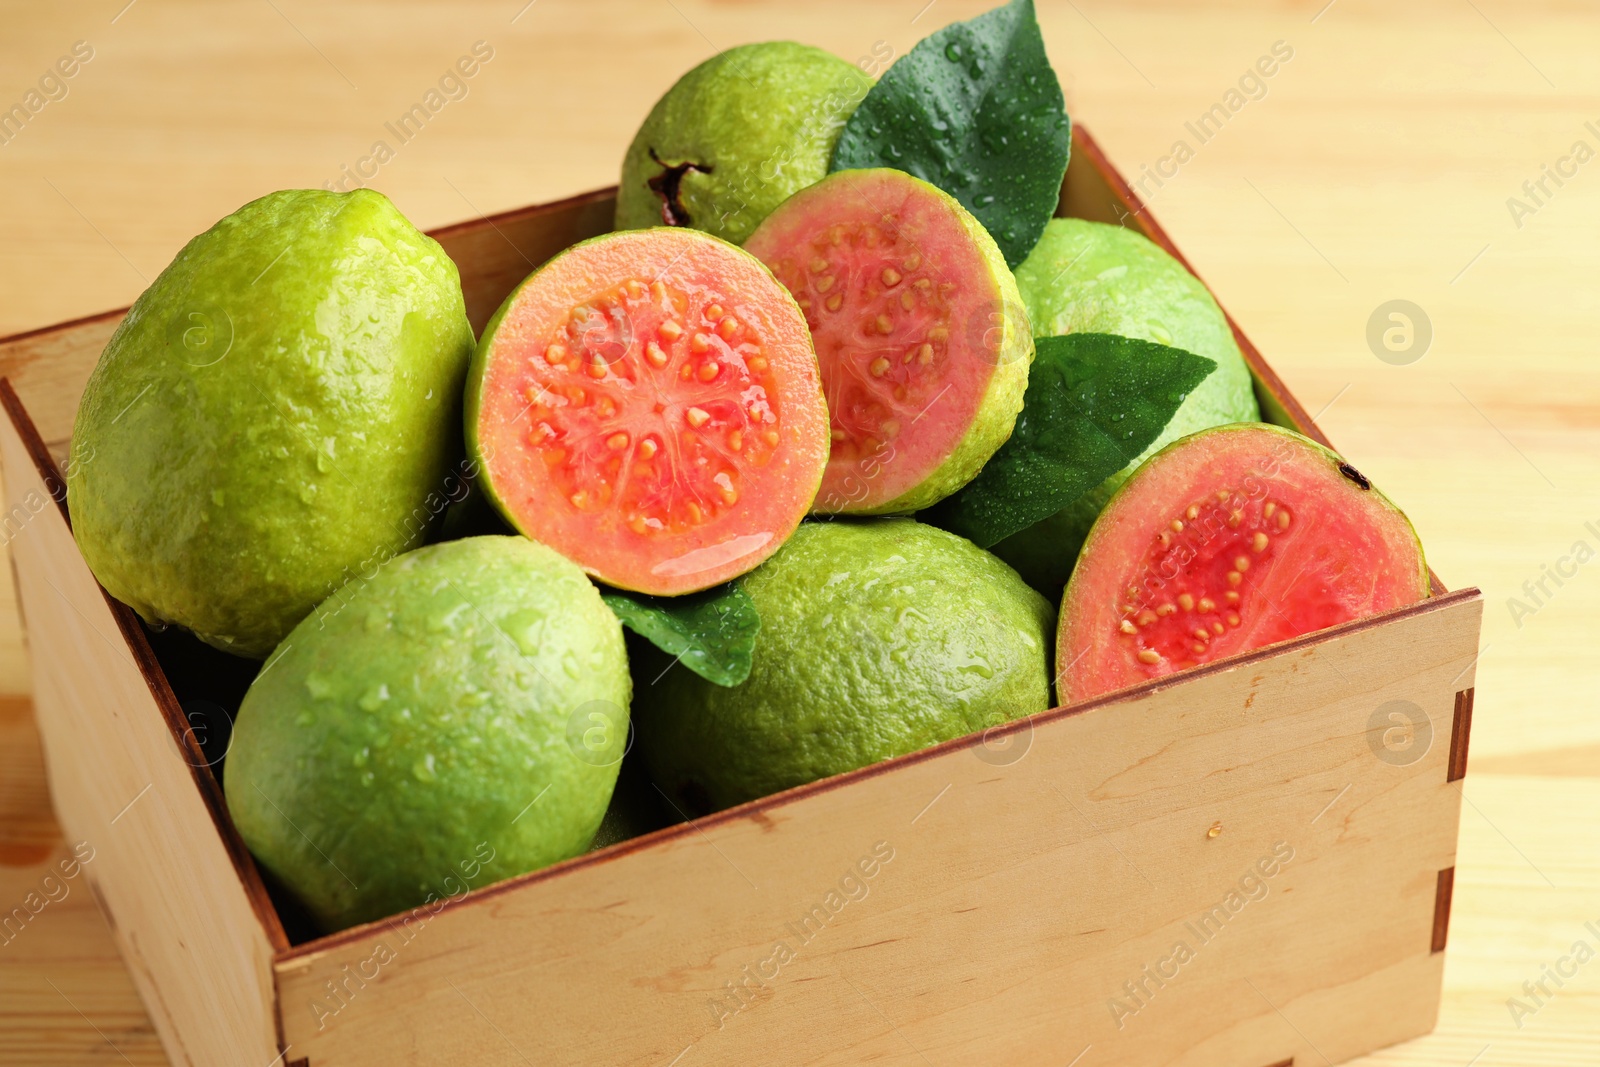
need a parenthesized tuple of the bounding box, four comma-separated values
(639, 519, 1053, 814)
(224, 536, 631, 932)
(616, 42, 872, 245)
(68, 189, 476, 659)
(991, 218, 1260, 598)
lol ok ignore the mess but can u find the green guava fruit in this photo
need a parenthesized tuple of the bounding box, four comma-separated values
(466, 227, 829, 596)
(67, 188, 475, 659)
(990, 218, 1260, 598)
(1056, 424, 1429, 704)
(639, 519, 1053, 814)
(744, 168, 1033, 515)
(224, 536, 631, 932)
(615, 42, 872, 245)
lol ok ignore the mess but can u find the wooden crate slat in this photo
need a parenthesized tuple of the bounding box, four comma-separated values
(0, 384, 283, 1067)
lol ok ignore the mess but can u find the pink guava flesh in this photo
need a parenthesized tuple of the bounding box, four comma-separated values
(1057, 424, 1430, 703)
(470, 228, 829, 596)
(744, 169, 1011, 513)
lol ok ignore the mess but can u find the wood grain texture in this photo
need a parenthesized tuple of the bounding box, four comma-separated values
(0, 0, 1594, 1063)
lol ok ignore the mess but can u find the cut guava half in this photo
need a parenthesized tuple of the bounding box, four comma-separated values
(467, 227, 829, 596)
(1056, 423, 1430, 703)
(744, 168, 1032, 515)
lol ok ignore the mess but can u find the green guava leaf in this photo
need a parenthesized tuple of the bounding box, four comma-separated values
(829, 0, 1071, 268)
(921, 333, 1217, 548)
(602, 582, 760, 687)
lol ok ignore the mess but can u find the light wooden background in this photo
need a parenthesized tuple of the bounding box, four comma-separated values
(1, 0, 1596, 1063)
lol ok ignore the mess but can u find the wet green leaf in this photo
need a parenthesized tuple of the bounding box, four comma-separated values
(830, 0, 1071, 268)
(602, 582, 760, 687)
(922, 333, 1217, 547)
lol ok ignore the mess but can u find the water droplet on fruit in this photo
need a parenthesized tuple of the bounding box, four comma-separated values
(412, 754, 438, 782)
(945, 42, 963, 62)
(958, 656, 994, 679)
(562, 650, 582, 679)
(428, 601, 467, 633)
(352, 747, 370, 768)
(359, 684, 390, 712)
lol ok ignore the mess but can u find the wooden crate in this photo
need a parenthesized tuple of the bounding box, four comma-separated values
(0, 127, 1482, 1067)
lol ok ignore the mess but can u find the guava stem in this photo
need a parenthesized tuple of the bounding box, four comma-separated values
(646, 147, 713, 227)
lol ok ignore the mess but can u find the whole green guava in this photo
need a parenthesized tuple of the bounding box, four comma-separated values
(990, 218, 1260, 599)
(638, 519, 1053, 814)
(615, 42, 872, 244)
(68, 189, 476, 658)
(224, 536, 631, 932)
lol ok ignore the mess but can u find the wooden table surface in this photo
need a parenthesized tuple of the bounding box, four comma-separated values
(1, 0, 1596, 1063)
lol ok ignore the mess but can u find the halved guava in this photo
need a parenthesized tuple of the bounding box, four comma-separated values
(466, 228, 829, 596)
(744, 168, 1032, 515)
(1056, 424, 1430, 703)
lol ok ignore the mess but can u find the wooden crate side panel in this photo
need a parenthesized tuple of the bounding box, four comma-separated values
(275, 590, 1479, 1067)
(0, 398, 282, 1067)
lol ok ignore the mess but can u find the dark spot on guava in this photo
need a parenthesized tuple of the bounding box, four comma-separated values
(646, 148, 713, 228)
(1337, 462, 1372, 490)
